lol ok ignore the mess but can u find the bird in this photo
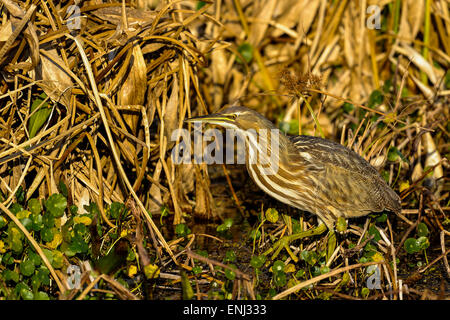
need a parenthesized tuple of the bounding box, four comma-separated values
(185, 106, 401, 261)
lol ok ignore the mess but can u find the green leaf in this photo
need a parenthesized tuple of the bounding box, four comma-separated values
(225, 265, 236, 281)
(343, 102, 354, 113)
(20, 287, 34, 300)
(52, 250, 64, 269)
(175, 223, 191, 237)
(417, 223, 429, 237)
(249, 229, 261, 240)
(73, 223, 87, 237)
(15, 186, 25, 203)
(69, 236, 88, 254)
(265, 208, 279, 223)
(41, 228, 54, 242)
(368, 225, 381, 242)
(273, 272, 287, 287)
(20, 217, 33, 231)
(42, 212, 55, 228)
(0, 216, 7, 228)
(236, 43, 253, 64)
(217, 218, 233, 232)
(416, 236, 429, 250)
(10, 203, 23, 214)
(28, 251, 42, 266)
(375, 213, 388, 223)
(336, 217, 347, 233)
(2, 269, 19, 282)
(20, 260, 35, 277)
(224, 250, 236, 263)
(31, 213, 44, 232)
(272, 260, 285, 273)
(36, 266, 50, 286)
(58, 181, 68, 198)
(34, 291, 50, 300)
(110, 202, 125, 219)
(45, 193, 67, 218)
(387, 146, 401, 162)
(404, 238, 419, 254)
(295, 269, 306, 279)
(192, 266, 202, 275)
(300, 250, 317, 266)
(28, 93, 52, 139)
(320, 265, 330, 274)
(42, 249, 53, 265)
(250, 255, 266, 269)
(361, 287, 370, 299)
(367, 90, 383, 108)
(196, 1, 206, 10)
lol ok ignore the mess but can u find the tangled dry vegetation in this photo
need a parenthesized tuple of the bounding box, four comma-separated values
(0, 0, 448, 300)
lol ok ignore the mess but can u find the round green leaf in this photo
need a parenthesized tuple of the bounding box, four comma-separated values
(192, 266, 202, 275)
(31, 213, 44, 232)
(175, 223, 191, 237)
(336, 217, 347, 233)
(35, 291, 50, 300)
(265, 208, 279, 223)
(417, 223, 429, 237)
(20, 260, 35, 277)
(41, 228, 54, 242)
(343, 102, 354, 113)
(272, 260, 285, 273)
(249, 229, 261, 240)
(416, 236, 430, 250)
(28, 198, 42, 215)
(404, 238, 419, 254)
(20, 287, 34, 300)
(73, 223, 87, 237)
(223, 218, 233, 229)
(224, 250, 236, 263)
(320, 265, 330, 274)
(45, 193, 67, 218)
(110, 202, 125, 219)
(20, 217, 33, 231)
(300, 250, 317, 266)
(3, 269, 19, 282)
(0, 216, 8, 228)
(237, 43, 253, 64)
(367, 90, 383, 108)
(375, 213, 388, 223)
(42, 212, 55, 228)
(368, 225, 381, 242)
(52, 250, 64, 269)
(225, 265, 236, 281)
(273, 272, 287, 287)
(250, 255, 266, 269)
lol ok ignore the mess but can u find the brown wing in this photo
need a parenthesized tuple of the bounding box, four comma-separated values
(289, 135, 401, 216)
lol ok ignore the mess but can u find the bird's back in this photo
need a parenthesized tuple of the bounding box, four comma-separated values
(288, 135, 401, 219)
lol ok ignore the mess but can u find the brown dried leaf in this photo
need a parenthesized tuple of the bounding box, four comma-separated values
(118, 44, 147, 133)
(36, 47, 73, 108)
(163, 78, 179, 143)
(0, 21, 12, 41)
(248, 0, 277, 47)
(272, 0, 319, 37)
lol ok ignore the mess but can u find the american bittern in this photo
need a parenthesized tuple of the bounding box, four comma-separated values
(186, 106, 401, 261)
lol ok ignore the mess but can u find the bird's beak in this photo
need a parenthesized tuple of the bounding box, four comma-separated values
(184, 113, 236, 126)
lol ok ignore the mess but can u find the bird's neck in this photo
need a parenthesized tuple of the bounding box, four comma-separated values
(243, 127, 290, 169)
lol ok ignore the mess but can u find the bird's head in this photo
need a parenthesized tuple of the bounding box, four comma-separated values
(185, 106, 276, 132)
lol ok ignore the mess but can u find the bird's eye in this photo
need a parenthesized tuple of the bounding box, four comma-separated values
(229, 114, 237, 119)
